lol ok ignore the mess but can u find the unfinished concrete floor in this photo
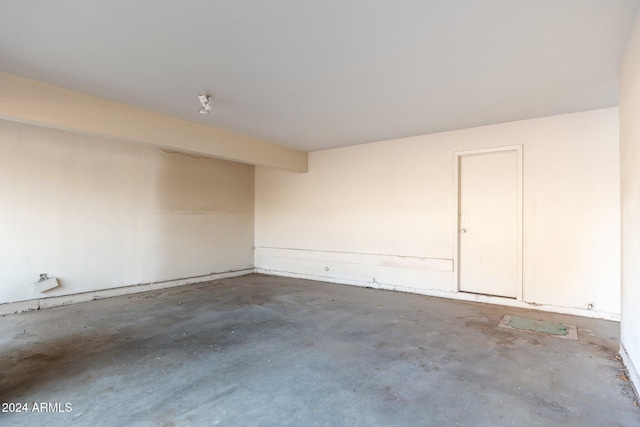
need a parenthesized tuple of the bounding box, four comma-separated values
(1, 274, 638, 426)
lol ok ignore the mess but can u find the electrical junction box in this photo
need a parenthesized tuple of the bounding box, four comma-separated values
(33, 276, 59, 293)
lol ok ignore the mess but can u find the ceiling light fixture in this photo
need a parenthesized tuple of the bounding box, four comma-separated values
(198, 92, 212, 115)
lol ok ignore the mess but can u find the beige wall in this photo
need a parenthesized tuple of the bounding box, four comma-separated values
(620, 12, 640, 393)
(0, 120, 254, 305)
(256, 108, 620, 318)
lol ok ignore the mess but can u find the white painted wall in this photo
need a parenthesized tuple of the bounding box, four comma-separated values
(0, 120, 254, 305)
(256, 108, 621, 318)
(619, 12, 640, 393)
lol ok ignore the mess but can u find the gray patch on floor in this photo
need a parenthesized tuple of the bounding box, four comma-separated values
(499, 315, 579, 340)
(0, 274, 638, 426)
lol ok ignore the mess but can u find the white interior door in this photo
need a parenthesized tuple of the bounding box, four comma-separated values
(458, 150, 519, 298)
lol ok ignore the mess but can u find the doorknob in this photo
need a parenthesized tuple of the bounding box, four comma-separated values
(460, 228, 467, 233)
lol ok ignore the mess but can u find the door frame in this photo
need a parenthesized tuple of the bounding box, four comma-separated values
(452, 145, 523, 300)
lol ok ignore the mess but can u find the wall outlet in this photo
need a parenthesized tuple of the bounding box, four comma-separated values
(33, 276, 59, 293)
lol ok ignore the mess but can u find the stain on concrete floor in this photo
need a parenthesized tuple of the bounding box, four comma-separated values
(0, 274, 638, 426)
(498, 315, 579, 340)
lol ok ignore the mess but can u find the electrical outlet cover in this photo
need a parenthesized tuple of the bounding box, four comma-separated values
(33, 277, 59, 293)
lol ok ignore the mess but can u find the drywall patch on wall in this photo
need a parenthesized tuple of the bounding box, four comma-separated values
(619, 11, 640, 396)
(256, 247, 452, 271)
(255, 246, 452, 292)
(0, 120, 255, 304)
(255, 108, 621, 318)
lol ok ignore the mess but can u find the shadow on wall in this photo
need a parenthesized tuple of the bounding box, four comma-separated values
(155, 150, 254, 279)
(149, 150, 255, 280)
(0, 122, 256, 305)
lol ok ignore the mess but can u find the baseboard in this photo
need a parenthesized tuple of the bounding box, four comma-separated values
(3, 267, 620, 322)
(256, 268, 620, 321)
(0, 268, 255, 316)
(620, 344, 640, 400)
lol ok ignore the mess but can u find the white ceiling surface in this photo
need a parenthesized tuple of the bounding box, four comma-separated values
(1, 1, 639, 152)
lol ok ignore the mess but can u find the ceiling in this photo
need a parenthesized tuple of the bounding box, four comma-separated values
(1, 1, 639, 152)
